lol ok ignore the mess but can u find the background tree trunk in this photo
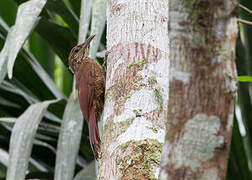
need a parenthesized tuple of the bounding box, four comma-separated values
(98, 0, 169, 179)
(160, 0, 237, 180)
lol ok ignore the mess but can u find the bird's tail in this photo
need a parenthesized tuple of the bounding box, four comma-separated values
(88, 106, 101, 159)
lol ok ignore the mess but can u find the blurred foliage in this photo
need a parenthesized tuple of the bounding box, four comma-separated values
(0, 0, 251, 179)
(0, 0, 105, 179)
(226, 1, 252, 180)
(238, 76, 252, 82)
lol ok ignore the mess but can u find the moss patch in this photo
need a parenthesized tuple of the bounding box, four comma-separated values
(112, 64, 144, 115)
(154, 88, 163, 110)
(148, 127, 158, 134)
(148, 76, 157, 86)
(127, 60, 146, 69)
(102, 117, 135, 149)
(116, 139, 162, 180)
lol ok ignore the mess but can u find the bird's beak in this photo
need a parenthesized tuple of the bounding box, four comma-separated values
(80, 34, 96, 53)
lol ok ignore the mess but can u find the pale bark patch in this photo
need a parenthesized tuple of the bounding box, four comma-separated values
(226, 114, 234, 131)
(125, 89, 159, 114)
(138, 57, 169, 108)
(113, 109, 136, 123)
(170, 68, 191, 84)
(107, 0, 168, 51)
(171, 114, 224, 171)
(160, 140, 171, 167)
(201, 167, 219, 180)
(159, 168, 168, 180)
(102, 94, 115, 123)
(117, 117, 165, 144)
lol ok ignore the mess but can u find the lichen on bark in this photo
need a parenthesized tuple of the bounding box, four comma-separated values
(116, 139, 163, 180)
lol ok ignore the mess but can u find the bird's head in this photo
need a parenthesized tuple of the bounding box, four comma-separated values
(68, 34, 96, 73)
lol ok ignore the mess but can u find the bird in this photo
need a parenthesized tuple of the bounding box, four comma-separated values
(68, 35, 105, 159)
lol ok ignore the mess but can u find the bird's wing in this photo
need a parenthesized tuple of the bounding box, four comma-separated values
(78, 77, 94, 123)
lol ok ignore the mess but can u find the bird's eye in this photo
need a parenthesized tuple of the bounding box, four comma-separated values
(74, 49, 79, 53)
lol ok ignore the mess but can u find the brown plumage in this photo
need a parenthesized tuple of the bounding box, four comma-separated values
(68, 35, 105, 159)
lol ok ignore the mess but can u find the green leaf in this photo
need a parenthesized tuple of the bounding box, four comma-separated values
(0, 80, 62, 123)
(35, 133, 57, 142)
(0, 80, 38, 105)
(74, 161, 96, 180)
(0, 9, 65, 100)
(227, 115, 252, 180)
(0, 17, 10, 34)
(29, 32, 55, 78)
(89, 0, 106, 59)
(0, 97, 21, 109)
(0, 148, 9, 167)
(237, 76, 252, 82)
(6, 99, 60, 180)
(0, 33, 59, 102)
(78, 0, 92, 44)
(69, 0, 81, 17)
(21, 48, 66, 99)
(35, 18, 76, 66)
(54, 92, 83, 180)
(0, 0, 17, 27)
(29, 157, 48, 172)
(0, 27, 11, 84)
(34, 139, 56, 154)
(62, 66, 73, 97)
(7, 0, 47, 79)
(0, 118, 16, 123)
(45, 0, 79, 38)
(0, 23, 65, 99)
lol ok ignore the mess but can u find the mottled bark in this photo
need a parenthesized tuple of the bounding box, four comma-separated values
(160, 0, 237, 180)
(98, 0, 169, 179)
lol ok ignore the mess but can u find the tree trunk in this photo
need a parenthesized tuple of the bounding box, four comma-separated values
(160, 0, 237, 180)
(98, 0, 169, 179)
